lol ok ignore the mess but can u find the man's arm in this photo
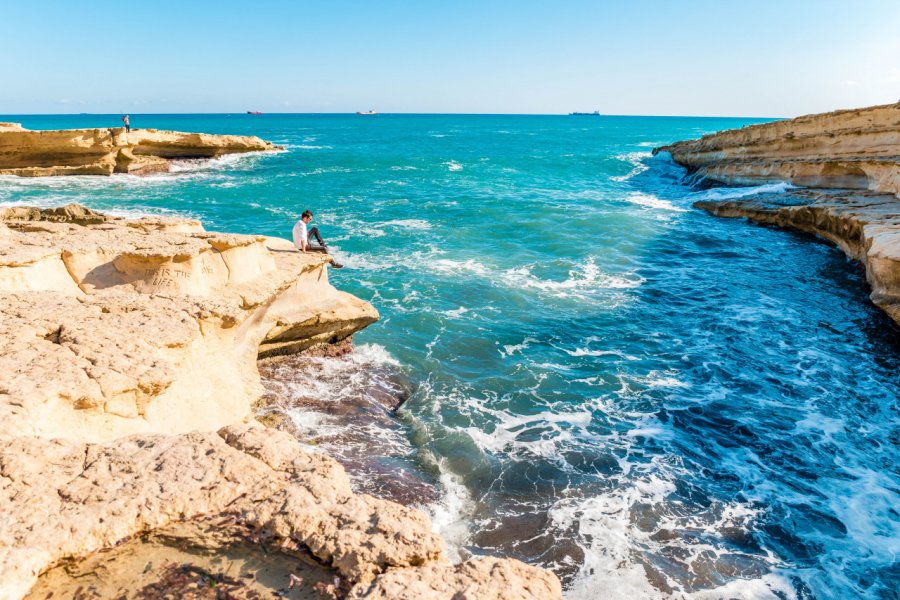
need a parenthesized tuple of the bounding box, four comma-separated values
(292, 222, 307, 252)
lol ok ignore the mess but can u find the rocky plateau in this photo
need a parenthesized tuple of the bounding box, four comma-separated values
(0, 124, 281, 176)
(0, 205, 562, 600)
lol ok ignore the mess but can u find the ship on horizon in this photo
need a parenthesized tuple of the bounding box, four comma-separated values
(356, 110, 377, 115)
(247, 111, 263, 115)
(569, 110, 601, 116)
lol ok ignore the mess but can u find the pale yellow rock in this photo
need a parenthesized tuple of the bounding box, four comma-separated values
(655, 102, 900, 198)
(659, 103, 900, 326)
(0, 426, 444, 600)
(0, 206, 377, 442)
(0, 206, 562, 600)
(0, 125, 282, 177)
(348, 558, 564, 600)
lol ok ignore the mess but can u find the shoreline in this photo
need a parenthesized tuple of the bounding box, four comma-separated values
(0, 123, 283, 177)
(656, 102, 900, 328)
(0, 204, 561, 599)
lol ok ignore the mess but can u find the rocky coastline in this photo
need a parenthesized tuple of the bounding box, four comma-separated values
(655, 102, 900, 328)
(0, 123, 281, 176)
(0, 205, 562, 599)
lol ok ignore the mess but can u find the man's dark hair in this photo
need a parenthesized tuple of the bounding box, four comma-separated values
(301, 210, 313, 219)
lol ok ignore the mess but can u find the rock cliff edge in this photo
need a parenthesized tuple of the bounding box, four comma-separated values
(656, 103, 900, 328)
(0, 206, 562, 599)
(0, 125, 282, 176)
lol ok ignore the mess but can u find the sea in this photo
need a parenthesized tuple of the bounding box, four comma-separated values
(2, 114, 898, 600)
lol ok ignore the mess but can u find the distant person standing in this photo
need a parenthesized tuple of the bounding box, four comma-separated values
(292, 209, 344, 268)
(122, 114, 130, 133)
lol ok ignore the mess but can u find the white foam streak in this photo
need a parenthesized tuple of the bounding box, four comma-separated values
(692, 181, 796, 201)
(625, 192, 688, 212)
(427, 469, 474, 562)
(610, 151, 652, 182)
(500, 258, 643, 298)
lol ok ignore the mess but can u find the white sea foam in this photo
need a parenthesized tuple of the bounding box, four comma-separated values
(500, 258, 643, 299)
(624, 192, 688, 212)
(692, 181, 796, 201)
(441, 306, 470, 319)
(610, 151, 652, 182)
(295, 166, 353, 177)
(444, 160, 463, 172)
(499, 337, 538, 358)
(429, 258, 491, 277)
(559, 467, 792, 600)
(426, 468, 474, 562)
(381, 219, 432, 230)
(168, 149, 280, 173)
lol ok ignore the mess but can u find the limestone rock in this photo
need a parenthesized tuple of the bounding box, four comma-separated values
(1, 424, 560, 600)
(659, 102, 900, 326)
(0, 125, 282, 177)
(0, 206, 377, 441)
(0, 425, 443, 599)
(348, 558, 564, 599)
(655, 102, 900, 198)
(0, 206, 562, 600)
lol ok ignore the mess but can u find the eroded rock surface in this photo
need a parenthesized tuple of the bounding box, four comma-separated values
(0, 125, 282, 176)
(0, 206, 562, 600)
(0, 205, 376, 441)
(655, 102, 900, 197)
(1, 425, 444, 599)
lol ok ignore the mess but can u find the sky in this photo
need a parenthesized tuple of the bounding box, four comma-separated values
(2, 0, 899, 117)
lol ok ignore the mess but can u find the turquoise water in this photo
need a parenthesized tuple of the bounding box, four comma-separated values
(2, 114, 899, 599)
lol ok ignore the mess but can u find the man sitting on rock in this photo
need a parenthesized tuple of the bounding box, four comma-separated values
(292, 209, 344, 268)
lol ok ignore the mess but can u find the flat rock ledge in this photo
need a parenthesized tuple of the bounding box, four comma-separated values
(0, 206, 562, 599)
(0, 124, 283, 176)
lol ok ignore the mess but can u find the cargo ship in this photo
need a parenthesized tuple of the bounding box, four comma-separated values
(247, 111, 263, 115)
(569, 111, 601, 116)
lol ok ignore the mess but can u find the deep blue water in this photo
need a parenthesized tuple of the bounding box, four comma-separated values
(2, 114, 898, 599)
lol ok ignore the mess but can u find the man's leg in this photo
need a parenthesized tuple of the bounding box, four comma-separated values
(306, 226, 343, 268)
(308, 226, 326, 247)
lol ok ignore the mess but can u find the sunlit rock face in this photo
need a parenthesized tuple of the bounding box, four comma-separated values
(0, 125, 282, 176)
(0, 205, 376, 442)
(656, 102, 900, 198)
(0, 206, 562, 600)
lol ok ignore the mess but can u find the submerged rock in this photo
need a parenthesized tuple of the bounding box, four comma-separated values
(0, 125, 282, 176)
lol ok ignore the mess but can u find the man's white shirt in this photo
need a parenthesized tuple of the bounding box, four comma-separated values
(292, 219, 308, 250)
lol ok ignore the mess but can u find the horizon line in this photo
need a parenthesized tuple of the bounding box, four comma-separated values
(0, 111, 784, 120)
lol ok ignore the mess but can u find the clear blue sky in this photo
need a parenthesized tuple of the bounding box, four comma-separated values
(2, 0, 898, 117)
